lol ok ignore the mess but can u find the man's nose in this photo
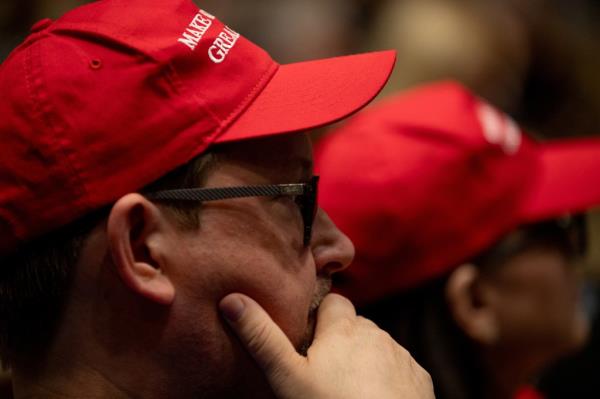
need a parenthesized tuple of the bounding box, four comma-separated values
(311, 208, 355, 276)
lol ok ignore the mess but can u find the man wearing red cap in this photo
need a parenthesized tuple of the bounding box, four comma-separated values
(316, 81, 600, 399)
(0, 1, 435, 398)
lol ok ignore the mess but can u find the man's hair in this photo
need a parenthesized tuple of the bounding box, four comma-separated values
(0, 152, 217, 369)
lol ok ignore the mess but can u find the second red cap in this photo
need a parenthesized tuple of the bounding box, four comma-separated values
(316, 81, 600, 306)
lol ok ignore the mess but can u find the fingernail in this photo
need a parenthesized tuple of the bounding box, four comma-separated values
(220, 295, 246, 322)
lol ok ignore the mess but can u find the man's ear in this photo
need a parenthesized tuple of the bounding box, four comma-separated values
(107, 193, 175, 305)
(445, 264, 499, 345)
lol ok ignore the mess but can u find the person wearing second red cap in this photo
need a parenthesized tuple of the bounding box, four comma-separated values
(0, 1, 437, 398)
(316, 81, 600, 399)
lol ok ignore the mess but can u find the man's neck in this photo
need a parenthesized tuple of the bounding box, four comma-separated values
(13, 361, 132, 399)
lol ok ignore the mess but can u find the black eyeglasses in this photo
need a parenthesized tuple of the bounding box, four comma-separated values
(145, 176, 319, 246)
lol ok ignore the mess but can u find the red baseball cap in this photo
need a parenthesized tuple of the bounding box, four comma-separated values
(315, 81, 600, 306)
(0, 0, 396, 255)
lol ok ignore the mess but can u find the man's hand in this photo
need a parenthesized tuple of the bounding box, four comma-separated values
(219, 292, 435, 399)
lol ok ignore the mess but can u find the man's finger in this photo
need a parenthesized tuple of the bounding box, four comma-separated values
(219, 293, 303, 378)
(313, 293, 357, 338)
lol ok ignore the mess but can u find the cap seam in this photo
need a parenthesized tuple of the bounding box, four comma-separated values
(162, 62, 222, 126)
(7, 47, 40, 243)
(28, 39, 90, 217)
(50, 23, 281, 129)
(52, 23, 223, 125)
(148, 63, 280, 183)
(52, 23, 162, 62)
(216, 62, 280, 137)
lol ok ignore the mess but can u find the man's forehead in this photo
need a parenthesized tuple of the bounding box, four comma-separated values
(221, 133, 311, 161)
(288, 157, 313, 181)
(212, 133, 313, 180)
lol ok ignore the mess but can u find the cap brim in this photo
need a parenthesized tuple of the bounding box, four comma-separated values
(521, 137, 600, 221)
(215, 50, 396, 143)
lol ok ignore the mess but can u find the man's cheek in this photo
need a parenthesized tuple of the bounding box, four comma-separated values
(272, 298, 312, 349)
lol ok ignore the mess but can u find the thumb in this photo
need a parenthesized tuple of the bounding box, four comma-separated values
(219, 293, 305, 380)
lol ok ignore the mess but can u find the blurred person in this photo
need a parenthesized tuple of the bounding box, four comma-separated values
(0, 1, 436, 398)
(511, 0, 600, 139)
(315, 81, 600, 399)
(537, 281, 600, 398)
(365, 0, 600, 139)
(365, 0, 530, 112)
(536, 210, 600, 398)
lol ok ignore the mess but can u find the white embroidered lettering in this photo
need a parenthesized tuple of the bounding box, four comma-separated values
(189, 14, 213, 32)
(208, 46, 226, 63)
(199, 9, 216, 20)
(478, 103, 503, 145)
(208, 26, 240, 63)
(178, 9, 215, 51)
(477, 102, 522, 155)
(502, 116, 522, 155)
(178, 32, 200, 51)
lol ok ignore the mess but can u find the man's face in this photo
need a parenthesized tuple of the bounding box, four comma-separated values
(483, 244, 589, 360)
(162, 133, 354, 396)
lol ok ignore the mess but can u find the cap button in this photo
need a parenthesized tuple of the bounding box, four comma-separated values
(30, 18, 53, 33)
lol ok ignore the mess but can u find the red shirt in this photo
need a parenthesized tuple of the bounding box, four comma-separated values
(514, 386, 545, 399)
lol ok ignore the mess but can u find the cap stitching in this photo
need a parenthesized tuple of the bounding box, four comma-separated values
(52, 23, 161, 61)
(51, 22, 280, 128)
(53, 23, 223, 125)
(164, 62, 279, 178)
(217, 62, 279, 135)
(30, 39, 89, 217)
(162, 62, 222, 126)
(6, 46, 40, 243)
